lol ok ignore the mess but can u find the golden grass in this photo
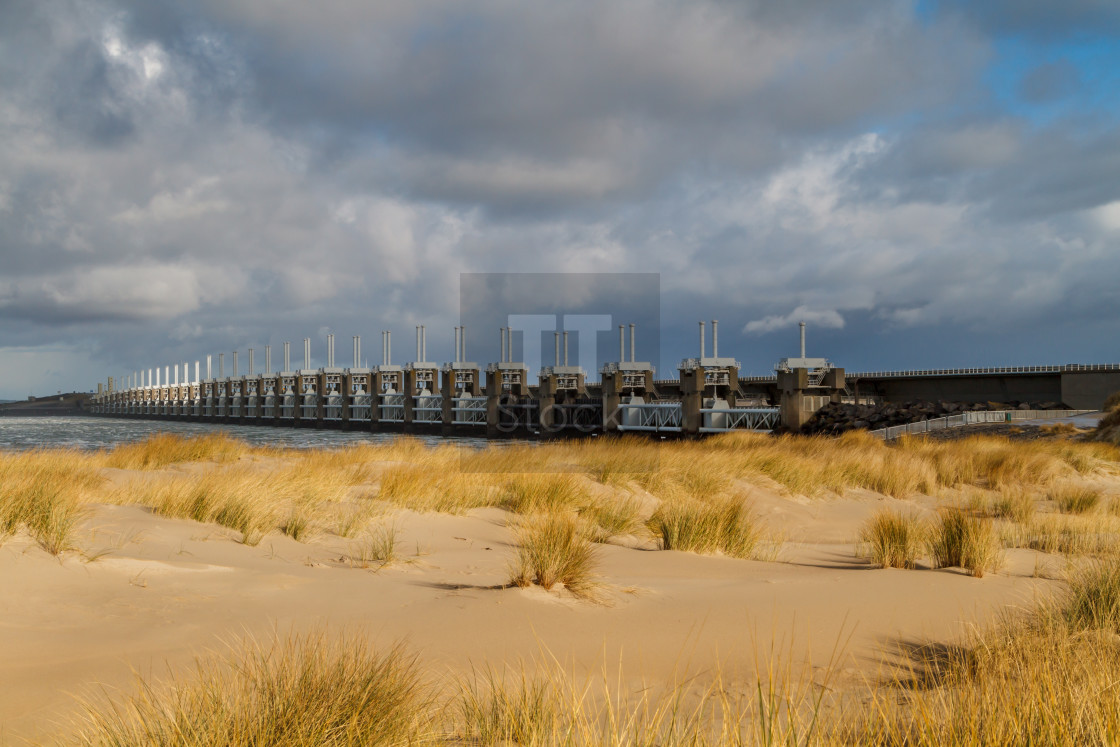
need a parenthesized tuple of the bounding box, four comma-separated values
(648, 495, 761, 559)
(69, 553, 1120, 746)
(1011, 513, 1120, 557)
(502, 473, 587, 514)
(1, 429, 1116, 560)
(1050, 483, 1103, 514)
(509, 513, 599, 597)
(31, 430, 1120, 745)
(348, 523, 400, 569)
(848, 558, 1120, 744)
(579, 495, 646, 542)
(0, 450, 101, 554)
(104, 432, 245, 469)
(859, 509, 925, 569)
(928, 507, 1003, 577)
(78, 632, 429, 746)
(991, 485, 1037, 524)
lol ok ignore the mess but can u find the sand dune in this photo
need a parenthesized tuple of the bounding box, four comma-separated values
(0, 484, 1061, 744)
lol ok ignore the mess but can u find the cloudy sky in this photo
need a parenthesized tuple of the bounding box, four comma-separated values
(1, 0, 1119, 397)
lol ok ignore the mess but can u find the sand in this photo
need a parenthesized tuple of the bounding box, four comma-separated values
(0, 470, 1066, 744)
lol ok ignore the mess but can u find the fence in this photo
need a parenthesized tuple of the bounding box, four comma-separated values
(741, 362, 1120, 384)
(869, 410, 1094, 440)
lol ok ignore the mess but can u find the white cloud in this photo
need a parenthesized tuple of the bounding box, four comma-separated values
(744, 306, 845, 335)
(1091, 200, 1120, 231)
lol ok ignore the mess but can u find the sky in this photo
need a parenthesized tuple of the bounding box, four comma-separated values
(1, 0, 1118, 397)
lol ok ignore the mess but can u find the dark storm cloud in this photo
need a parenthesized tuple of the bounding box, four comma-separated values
(939, 0, 1120, 39)
(108, 0, 989, 211)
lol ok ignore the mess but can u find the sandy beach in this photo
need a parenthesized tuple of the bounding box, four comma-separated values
(5, 431, 1111, 743)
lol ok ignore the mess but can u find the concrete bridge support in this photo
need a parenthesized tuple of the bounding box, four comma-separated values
(778, 367, 845, 431)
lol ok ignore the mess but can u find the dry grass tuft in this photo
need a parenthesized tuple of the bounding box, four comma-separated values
(78, 632, 430, 746)
(648, 495, 761, 559)
(859, 509, 925, 569)
(501, 473, 587, 515)
(68, 553, 1120, 746)
(1061, 560, 1120, 631)
(105, 432, 245, 469)
(509, 514, 598, 597)
(1040, 422, 1079, 436)
(579, 496, 646, 542)
(455, 670, 559, 746)
(349, 523, 400, 569)
(991, 486, 1037, 524)
(1010, 514, 1120, 556)
(2, 431, 1116, 565)
(0, 450, 99, 554)
(928, 507, 1003, 577)
(280, 505, 314, 542)
(1050, 483, 1102, 514)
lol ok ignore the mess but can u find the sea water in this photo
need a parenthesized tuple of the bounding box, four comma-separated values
(0, 416, 490, 451)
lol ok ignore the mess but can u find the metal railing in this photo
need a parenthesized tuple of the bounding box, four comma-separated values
(350, 394, 372, 421)
(413, 395, 443, 423)
(870, 409, 1095, 440)
(617, 402, 683, 432)
(453, 396, 487, 425)
(323, 394, 343, 421)
(741, 362, 1120, 383)
(699, 407, 780, 433)
(380, 393, 406, 423)
(300, 394, 318, 420)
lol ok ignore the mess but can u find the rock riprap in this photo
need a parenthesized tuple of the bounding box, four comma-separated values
(801, 400, 1069, 435)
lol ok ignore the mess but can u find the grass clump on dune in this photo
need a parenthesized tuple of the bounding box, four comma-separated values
(859, 509, 925, 569)
(991, 486, 1036, 524)
(70, 557, 1120, 746)
(105, 432, 245, 469)
(501, 473, 586, 515)
(135, 468, 278, 546)
(579, 496, 646, 542)
(4, 430, 1119, 559)
(0, 450, 98, 554)
(349, 523, 400, 569)
(1010, 514, 1120, 557)
(455, 670, 559, 746)
(1061, 559, 1120, 631)
(79, 633, 430, 746)
(928, 507, 1003, 578)
(648, 496, 761, 559)
(853, 558, 1120, 744)
(1050, 483, 1102, 514)
(509, 514, 598, 597)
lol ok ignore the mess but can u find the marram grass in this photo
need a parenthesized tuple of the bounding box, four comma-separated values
(928, 507, 1003, 578)
(859, 508, 925, 569)
(509, 513, 599, 597)
(1, 430, 1117, 561)
(76, 559, 1120, 746)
